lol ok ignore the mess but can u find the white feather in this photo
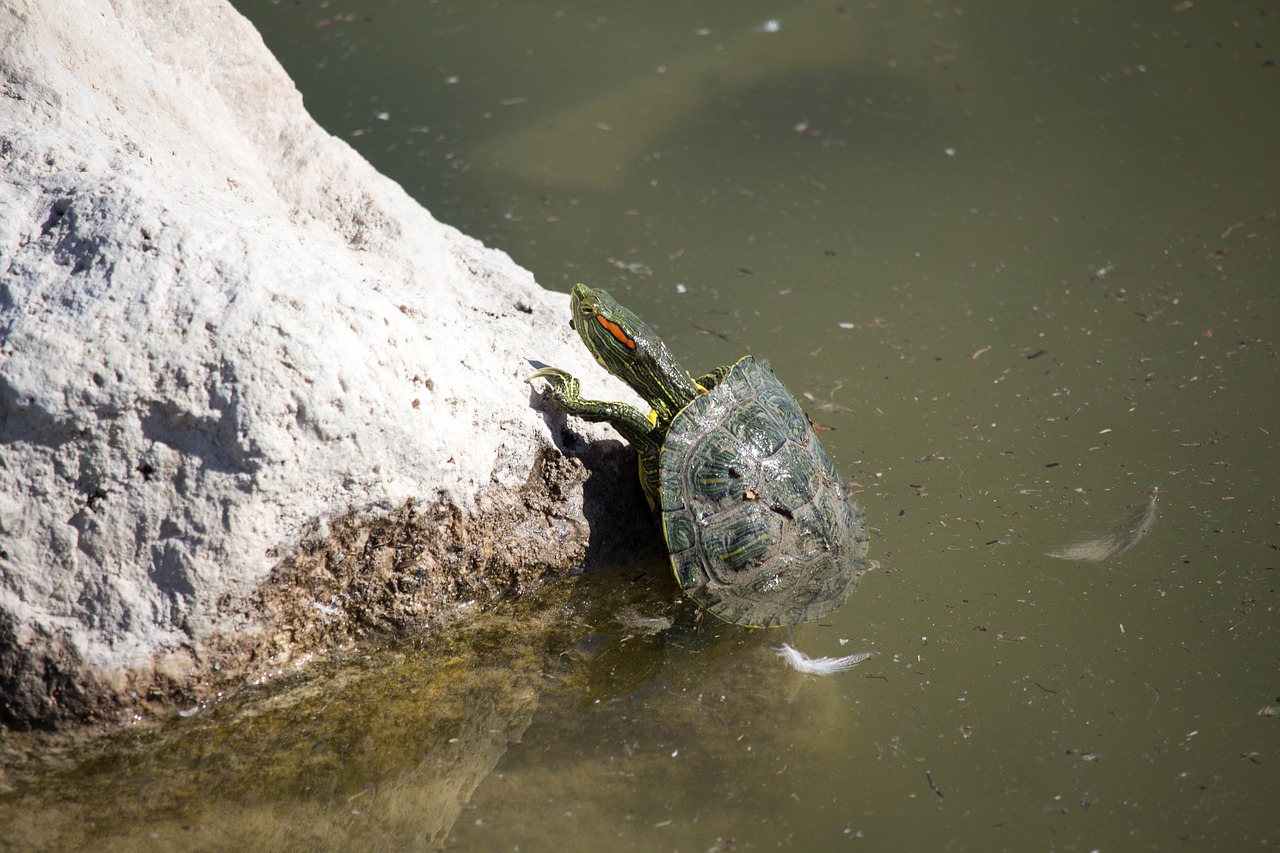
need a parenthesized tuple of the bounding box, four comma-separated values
(775, 643, 872, 676)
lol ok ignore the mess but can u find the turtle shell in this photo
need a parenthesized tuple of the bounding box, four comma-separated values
(659, 356, 869, 627)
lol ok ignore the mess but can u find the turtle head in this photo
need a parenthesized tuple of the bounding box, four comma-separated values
(569, 283, 699, 422)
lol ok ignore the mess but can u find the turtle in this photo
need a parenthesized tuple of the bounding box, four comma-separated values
(531, 283, 868, 627)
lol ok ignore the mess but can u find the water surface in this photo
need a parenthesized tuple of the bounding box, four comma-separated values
(3, 1, 1276, 849)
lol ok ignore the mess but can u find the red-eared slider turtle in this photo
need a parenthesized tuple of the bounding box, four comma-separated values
(531, 284, 868, 627)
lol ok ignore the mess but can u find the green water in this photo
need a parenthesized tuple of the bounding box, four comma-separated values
(4, 0, 1278, 849)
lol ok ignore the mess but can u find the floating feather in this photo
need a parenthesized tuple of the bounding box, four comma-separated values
(775, 643, 872, 676)
(1047, 487, 1160, 562)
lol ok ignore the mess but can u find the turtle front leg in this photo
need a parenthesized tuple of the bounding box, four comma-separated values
(529, 367, 664, 510)
(529, 367, 657, 441)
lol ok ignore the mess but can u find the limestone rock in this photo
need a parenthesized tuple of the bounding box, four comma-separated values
(0, 0, 649, 728)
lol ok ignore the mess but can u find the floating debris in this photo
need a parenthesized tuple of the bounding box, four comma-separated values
(606, 257, 652, 275)
(1047, 487, 1159, 562)
(775, 643, 872, 676)
(615, 606, 673, 636)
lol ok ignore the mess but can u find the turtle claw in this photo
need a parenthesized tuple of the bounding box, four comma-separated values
(527, 365, 568, 383)
(526, 366, 580, 400)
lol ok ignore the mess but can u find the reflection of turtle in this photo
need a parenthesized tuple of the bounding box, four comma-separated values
(531, 284, 868, 627)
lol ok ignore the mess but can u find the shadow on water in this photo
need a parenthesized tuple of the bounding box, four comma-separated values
(0, 559, 824, 852)
(0, 592, 563, 850)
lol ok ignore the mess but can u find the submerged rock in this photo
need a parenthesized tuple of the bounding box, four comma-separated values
(0, 0, 648, 728)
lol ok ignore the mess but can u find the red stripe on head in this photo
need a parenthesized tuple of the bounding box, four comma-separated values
(595, 315, 636, 349)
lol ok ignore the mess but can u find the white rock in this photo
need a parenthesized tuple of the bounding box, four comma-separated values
(0, 0, 644, 727)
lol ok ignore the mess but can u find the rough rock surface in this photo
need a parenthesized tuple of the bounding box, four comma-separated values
(0, 0, 650, 729)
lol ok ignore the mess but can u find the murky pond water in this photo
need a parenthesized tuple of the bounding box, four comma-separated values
(5, 0, 1277, 849)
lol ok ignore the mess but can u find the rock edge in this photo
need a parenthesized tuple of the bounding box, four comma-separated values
(0, 0, 649, 728)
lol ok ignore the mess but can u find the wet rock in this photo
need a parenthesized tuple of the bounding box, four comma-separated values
(0, 0, 650, 729)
